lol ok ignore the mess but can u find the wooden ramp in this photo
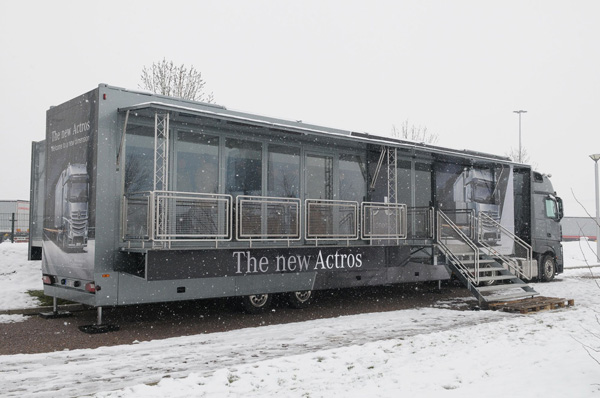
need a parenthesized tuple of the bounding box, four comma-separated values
(488, 296, 574, 314)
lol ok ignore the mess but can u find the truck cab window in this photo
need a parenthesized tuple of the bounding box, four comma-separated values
(471, 180, 494, 204)
(545, 198, 558, 219)
(68, 181, 88, 202)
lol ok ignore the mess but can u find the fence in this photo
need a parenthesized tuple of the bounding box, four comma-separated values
(0, 212, 29, 242)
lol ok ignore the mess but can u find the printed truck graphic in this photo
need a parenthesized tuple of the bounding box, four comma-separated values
(452, 167, 501, 244)
(53, 163, 89, 250)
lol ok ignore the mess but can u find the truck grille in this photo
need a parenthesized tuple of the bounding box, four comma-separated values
(480, 210, 499, 230)
(71, 210, 88, 220)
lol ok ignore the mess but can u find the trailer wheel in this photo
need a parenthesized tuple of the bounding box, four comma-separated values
(480, 266, 498, 286)
(288, 290, 313, 309)
(540, 255, 556, 282)
(241, 294, 272, 314)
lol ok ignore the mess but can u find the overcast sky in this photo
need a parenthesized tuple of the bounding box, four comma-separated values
(1, 1, 598, 216)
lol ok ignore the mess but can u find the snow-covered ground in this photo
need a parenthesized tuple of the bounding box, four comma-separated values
(0, 242, 42, 312)
(0, 241, 599, 397)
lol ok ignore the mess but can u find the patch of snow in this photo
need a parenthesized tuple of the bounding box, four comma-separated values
(0, 242, 42, 311)
(0, 314, 29, 323)
(1, 241, 599, 397)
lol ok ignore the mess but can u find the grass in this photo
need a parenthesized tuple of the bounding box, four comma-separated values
(27, 290, 74, 306)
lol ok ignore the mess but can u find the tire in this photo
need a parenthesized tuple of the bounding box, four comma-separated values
(480, 266, 498, 286)
(288, 291, 313, 309)
(241, 294, 272, 314)
(540, 254, 556, 282)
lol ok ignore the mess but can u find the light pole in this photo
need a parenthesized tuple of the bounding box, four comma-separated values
(513, 110, 527, 163)
(590, 154, 600, 263)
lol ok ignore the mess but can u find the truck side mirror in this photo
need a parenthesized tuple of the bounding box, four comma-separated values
(556, 197, 564, 221)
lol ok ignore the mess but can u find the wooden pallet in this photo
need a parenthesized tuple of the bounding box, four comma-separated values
(488, 296, 574, 314)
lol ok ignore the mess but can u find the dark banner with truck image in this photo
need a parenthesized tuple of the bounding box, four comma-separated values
(42, 89, 97, 280)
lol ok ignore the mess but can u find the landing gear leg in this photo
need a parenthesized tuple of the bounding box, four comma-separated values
(39, 296, 72, 319)
(79, 306, 120, 334)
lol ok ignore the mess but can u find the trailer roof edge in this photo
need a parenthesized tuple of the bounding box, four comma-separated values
(118, 101, 517, 166)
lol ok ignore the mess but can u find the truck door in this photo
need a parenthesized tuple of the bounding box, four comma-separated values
(542, 195, 562, 242)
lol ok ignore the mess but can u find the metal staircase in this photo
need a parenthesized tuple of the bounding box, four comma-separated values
(436, 210, 538, 307)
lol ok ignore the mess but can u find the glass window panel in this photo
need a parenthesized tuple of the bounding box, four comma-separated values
(415, 162, 432, 207)
(397, 159, 412, 206)
(225, 139, 262, 196)
(124, 124, 154, 193)
(175, 131, 219, 193)
(545, 198, 557, 218)
(268, 145, 300, 198)
(306, 154, 333, 200)
(339, 154, 367, 202)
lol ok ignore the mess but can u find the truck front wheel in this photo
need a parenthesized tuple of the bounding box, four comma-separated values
(540, 254, 556, 282)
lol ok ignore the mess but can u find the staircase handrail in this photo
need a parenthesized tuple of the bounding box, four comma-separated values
(437, 209, 480, 285)
(478, 212, 533, 280)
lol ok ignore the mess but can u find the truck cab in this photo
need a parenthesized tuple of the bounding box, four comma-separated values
(531, 172, 563, 281)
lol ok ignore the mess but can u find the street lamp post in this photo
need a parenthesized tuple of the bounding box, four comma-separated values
(590, 154, 600, 263)
(513, 110, 527, 163)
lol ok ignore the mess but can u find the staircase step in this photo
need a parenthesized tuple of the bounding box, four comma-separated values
(461, 266, 505, 273)
(477, 275, 516, 282)
(483, 291, 540, 303)
(476, 283, 530, 293)
(461, 259, 497, 265)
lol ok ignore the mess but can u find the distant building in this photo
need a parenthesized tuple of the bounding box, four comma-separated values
(561, 216, 598, 241)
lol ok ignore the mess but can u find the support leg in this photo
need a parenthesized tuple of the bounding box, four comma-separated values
(79, 306, 119, 334)
(39, 295, 72, 319)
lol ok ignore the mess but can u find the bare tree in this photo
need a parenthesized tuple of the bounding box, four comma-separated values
(569, 189, 600, 366)
(506, 146, 532, 164)
(140, 58, 214, 103)
(391, 120, 439, 144)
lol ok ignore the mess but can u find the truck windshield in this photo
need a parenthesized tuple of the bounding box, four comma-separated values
(68, 182, 88, 202)
(471, 181, 494, 204)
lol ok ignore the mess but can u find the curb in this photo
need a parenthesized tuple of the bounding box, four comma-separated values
(0, 304, 87, 316)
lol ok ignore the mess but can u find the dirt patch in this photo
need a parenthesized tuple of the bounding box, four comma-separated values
(0, 282, 471, 355)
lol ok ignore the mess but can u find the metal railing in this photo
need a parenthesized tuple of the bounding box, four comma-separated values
(236, 195, 301, 241)
(124, 191, 421, 247)
(407, 207, 434, 240)
(305, 199, 359, 241)
(440, 209, 476, 241)
(437, 209, 480, 285)
(478, 212, 533, 280)
(123, 192, 151, 240)
(361, 202, 407, 240)
(123, 191, 233, 243)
